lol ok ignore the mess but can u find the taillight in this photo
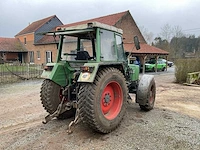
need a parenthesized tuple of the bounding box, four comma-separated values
(44, 66, 54, 71)
(80, 66, 94, 73)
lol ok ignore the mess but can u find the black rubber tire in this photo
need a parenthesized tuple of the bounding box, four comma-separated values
(78, 68, 127, 133)
(162, 67, 166, 71)
(136, 75, 156, 111)
(40, 79, 76, 119)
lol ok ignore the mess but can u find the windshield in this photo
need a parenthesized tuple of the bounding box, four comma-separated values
(116, 34, 125, 61)
(61, 34, 96, 61)
(100, 29, 124, 61)
(100, 29, 117, 61)
(146, 60, 155, 64)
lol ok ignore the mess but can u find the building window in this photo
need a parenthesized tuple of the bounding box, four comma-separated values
(46, 51, 52, 63)
(29, 51, 34, 63)
(24, 37, 26, 45)
(37, 51, 40, 60)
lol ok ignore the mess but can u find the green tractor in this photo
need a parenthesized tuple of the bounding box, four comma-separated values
(40, 22, 156, 133)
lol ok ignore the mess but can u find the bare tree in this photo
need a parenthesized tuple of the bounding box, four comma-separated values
(172, 25, 184, 38)
(170, 25, 185, 59)
(160, 24, 185, 41)
(159, 24, 173, 42)
(139, 26, 154, 44)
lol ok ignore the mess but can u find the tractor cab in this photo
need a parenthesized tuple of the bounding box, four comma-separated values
(41, 22, 126, 86)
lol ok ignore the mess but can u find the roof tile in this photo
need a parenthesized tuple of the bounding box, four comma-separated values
(15, 15, 57, 36)
(59, 11, 128, 28)
(124, 43, 169, 55)
(0, 37, 27, 52)
(36, 35, 59, 44)
(39, 11, 128, 44)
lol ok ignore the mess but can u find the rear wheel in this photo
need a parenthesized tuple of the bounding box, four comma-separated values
(40, 79, 76, 119)
(78, 68, 127, 133)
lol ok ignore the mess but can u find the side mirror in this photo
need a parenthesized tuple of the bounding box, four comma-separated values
(134, 36, 140, 50)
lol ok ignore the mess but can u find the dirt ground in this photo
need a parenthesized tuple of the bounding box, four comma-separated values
(0, 72, 200, 150)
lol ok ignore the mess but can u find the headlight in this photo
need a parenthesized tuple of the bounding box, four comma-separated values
(44, 66, 54, 71)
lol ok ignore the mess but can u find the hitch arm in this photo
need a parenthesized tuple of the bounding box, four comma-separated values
(42, 96, 65, 124)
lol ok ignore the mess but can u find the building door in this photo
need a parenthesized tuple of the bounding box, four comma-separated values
(46, 51, 52, 63)
(0, 53, 3, 63)
(18, 53, 23, 63)
(29, 51, 34, 64)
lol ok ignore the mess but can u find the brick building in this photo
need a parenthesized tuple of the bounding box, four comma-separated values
(15, 15, 63, 64)
(0, 37, 27, 63)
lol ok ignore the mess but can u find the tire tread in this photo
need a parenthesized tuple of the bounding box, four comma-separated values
(78, 67, 127, 133)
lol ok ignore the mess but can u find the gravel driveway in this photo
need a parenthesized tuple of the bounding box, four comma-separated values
(0, 72, 200, 150)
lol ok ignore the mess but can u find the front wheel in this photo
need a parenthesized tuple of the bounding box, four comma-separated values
(78, 68, 128, 133)
(136, 75, 156, 111)
(162, 67, 166, 71)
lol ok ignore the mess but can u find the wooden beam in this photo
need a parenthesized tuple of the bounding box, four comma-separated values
(165, 55, 168, 71)
(155, 55, 159, 73)
(142, 55, 147, 74)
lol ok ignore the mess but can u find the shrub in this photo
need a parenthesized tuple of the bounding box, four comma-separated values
(175, 58, 200, 83)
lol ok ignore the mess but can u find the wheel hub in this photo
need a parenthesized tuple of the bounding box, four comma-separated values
(101, 81, 123, 120)
(104, 93, 111, 104)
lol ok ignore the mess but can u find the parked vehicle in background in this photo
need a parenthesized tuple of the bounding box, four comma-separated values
(128, 56, 140, 67)
(158, 59, 174, 67)
(143, 59, 166, 72)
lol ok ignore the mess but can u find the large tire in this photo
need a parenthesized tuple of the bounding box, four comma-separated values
(40, 79, 76, 119)
(78, 68, 127, 133)
(136, 75, 156, 111)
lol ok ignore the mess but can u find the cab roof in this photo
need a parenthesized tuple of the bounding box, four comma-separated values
(46, 22, 123, 36)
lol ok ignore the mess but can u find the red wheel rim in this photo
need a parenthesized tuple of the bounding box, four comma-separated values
(101, 81, 123, 120)
(59, 89, 67, 102)
(149, 85, 155, 104)
(59, 89, 63, 101)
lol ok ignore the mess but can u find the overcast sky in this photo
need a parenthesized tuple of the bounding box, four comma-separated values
(1, 0, 200, 39)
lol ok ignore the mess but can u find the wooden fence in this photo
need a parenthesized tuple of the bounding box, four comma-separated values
(0, 63, 44, 84)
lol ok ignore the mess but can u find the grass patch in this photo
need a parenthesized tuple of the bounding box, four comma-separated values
(0, 64, 43, 84)
(0, 64, 42, 73)
(0, 65, 27, 73)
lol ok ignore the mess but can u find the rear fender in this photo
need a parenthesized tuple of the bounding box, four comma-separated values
(41, 63, 55, 79)
(78, 63, 99, 83)
(77, 63, 125, 83)
(41, 62, 73, 87)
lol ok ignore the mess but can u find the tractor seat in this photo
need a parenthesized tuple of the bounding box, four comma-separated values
(75, 51, 91, 60)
